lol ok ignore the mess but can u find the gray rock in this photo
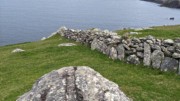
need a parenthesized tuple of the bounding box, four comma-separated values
(161, 46, 172, 56)
(163, 39, 174, 45)
(125, 50, 135, 55)
(58, 26, 68, 36)
(151, 50, 164, 69)
(123, 44, 130, 50)
(172, 53, 180, 58)
(146, 35, 154, 40)
(136, 47, 144, 52)
(91, 38, 99, 50)
(117, 44, 125, 60)
(143, 43, 151, 66)
(17, 66, 131, 101)
(109, 47, 118, 60)
(137, 52, 144, 59)
(132, 38, 141, 43)
(174, 38, 180, 43)
(167, 46, 175, 52)
(174, 43, 180, 49)
(146, 40, 153, 44)
(160, 57, 178, 72)
(138, 43, 144, 47)
(151, 45, 161, 50)
(127, 55, 140, 65)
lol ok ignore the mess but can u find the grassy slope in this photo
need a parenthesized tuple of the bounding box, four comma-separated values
(0, 34, 180, 101)
(116, 25, 180, 39)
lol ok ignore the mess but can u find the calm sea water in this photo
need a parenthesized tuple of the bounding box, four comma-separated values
(0, 0, 180, 46)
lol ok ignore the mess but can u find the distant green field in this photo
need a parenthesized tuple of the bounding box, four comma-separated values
(0, 32, 180, 101)
(116, 25, 180, 39)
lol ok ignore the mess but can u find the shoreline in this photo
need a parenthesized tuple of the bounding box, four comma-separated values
(1, 24, 180, 47)
(142, 0, 180, 8)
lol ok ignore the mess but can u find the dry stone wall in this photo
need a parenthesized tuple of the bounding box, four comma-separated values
(57, 27, 180, 74)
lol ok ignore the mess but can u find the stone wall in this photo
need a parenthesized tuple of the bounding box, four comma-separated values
(57, 27, 180, 74)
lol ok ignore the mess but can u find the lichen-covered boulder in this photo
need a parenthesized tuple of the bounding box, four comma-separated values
(151, 50, 164, 69)
(160, 57, 178, 72)
(17, 66, 131, 101)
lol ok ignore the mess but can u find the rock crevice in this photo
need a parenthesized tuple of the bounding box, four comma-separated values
(17, 66, 131, 101)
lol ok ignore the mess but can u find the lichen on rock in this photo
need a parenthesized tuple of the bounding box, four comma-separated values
(17, 66, 131, 101)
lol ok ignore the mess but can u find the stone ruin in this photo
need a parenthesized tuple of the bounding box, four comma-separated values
(57, 27, 180, 74)
(17, 66, 131, 101)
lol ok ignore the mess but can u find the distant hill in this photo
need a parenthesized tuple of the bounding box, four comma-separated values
(143, 0, 180, 8)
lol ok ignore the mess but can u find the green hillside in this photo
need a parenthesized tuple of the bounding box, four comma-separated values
(0, 32, 180, 101)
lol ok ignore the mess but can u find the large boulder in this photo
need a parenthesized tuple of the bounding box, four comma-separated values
(151, 50, 164, 69)
(160, 57, 178, 72)
(17, 66, 131, 101)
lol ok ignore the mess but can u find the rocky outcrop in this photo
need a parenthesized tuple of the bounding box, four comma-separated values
(17, 66, 131, 101)
(143, 0, 180, 8)
(57, 27, 180, 74)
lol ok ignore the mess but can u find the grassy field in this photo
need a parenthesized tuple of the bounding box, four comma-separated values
(0, 28, 180, 101)
(116, 25, 180, 39)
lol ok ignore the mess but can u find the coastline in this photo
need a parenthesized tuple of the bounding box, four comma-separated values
(142, 0, 180, 8)
(1, 25, 180, 101)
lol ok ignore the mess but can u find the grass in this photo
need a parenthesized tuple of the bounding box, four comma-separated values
(116, 25, 180, 39)
(0, 32, 180, 101)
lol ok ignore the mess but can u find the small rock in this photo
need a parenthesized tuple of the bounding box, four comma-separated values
(167, 46, 175, 52)
(127, 55, 140, 65)
(172, 53, 180, 58)
(58, 43, 76, 47)
(146, 40, 153, 44)
(146, 35, 154, 40)
(137, 52, 144, 58)
(174, 43, 180, 49)
(12, 48, 25, 53)
(163, 39, 174, 45)
(136, 47, 144, 52)
(123, 44, 130, 50)
(151, 45, 161, 50)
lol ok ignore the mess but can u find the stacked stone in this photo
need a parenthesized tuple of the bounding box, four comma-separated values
(57, 27, 180, 74)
